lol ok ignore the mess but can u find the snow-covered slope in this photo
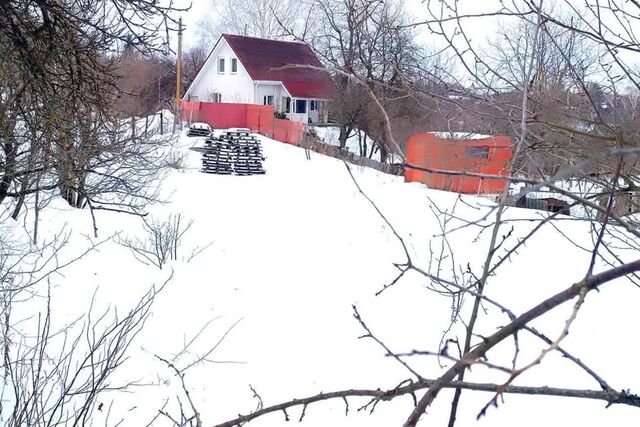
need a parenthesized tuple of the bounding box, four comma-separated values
(4, 130, 639, 427)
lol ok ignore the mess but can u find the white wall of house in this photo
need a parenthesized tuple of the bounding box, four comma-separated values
(308, 100, 325, 124)
(184, 39, 254, 103)
(313, 100, 329, 124)
(285, 98, 306, 123)
(256, 83, 288, 110)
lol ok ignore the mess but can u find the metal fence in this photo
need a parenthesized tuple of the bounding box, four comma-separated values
(300, 137, 403, 176)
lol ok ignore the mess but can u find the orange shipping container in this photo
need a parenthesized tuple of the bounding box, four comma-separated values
(405, 133, 513, 194)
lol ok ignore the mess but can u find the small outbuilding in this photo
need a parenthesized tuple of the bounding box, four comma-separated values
(405, 132, 513, 194)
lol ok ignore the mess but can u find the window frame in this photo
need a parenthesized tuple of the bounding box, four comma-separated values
(231, 58, 238, 73)
(218, 57, 225, 74)
(263, 95, 274, 106)
(466, 146, 490, 159)
(294, 99, 307, 114)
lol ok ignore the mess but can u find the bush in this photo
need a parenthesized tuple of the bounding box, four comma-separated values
(118, 213, 192, 270)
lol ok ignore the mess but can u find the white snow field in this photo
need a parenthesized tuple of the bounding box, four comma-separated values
(3, 128, 639, 427)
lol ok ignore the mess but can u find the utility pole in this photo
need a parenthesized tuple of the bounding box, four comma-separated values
(175, 17, 183, 125)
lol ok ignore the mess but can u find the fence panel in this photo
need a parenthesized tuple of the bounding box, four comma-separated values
(199, 103, 247, 129)
(272, 119, 303, 146)
(181, 101, 202, 123)
(247, 105, 275, 133)
(181, 101, 304, 146)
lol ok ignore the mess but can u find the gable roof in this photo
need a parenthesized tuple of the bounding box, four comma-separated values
(222, 34, 336, 99)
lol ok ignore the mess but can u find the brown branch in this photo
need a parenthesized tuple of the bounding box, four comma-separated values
(478, 285, 588, 419)
(404, 258, 640, 427)
(343, 162, 411, 263)
(344, 166, 619, 395)
(447, 4, 546, 424)
(353, 305, 422, 379)
(213, 378, 640, 427)
(155, 355, 202, 427)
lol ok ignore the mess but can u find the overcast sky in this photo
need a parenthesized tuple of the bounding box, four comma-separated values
(170, 0, 638, 81)
(174, 0, 503, 50)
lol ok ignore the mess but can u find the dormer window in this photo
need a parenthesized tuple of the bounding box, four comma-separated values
(231, 58, 238, 73)
(218, 57, 225, 73)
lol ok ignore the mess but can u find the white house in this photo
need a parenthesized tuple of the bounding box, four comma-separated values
(184, 34, 336, 124)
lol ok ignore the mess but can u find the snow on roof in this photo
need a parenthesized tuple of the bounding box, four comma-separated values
(223, 34, 336, 99)
(431, 131, 492, 140)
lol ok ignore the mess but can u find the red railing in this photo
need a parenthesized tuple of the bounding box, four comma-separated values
(182, 101, 303, 146)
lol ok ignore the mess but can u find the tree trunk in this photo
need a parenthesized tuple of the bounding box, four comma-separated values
(0, 139, 15, 205)
(0, 116, 17, 205)
(378, 141, 389, 163)
(339, 124, 352, 149)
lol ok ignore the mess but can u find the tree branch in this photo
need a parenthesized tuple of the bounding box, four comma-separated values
(213, 377, 640, 427)
(404, 258, 640, 427)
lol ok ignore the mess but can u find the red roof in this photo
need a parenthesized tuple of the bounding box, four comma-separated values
(223, 34, 336, 99)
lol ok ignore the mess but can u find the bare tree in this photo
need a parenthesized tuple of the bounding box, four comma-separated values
(298, 0, 425, 161)
(118, 212, 213, 270)
(2, 283, 166, 426)
(197, 0, 312, 46)
(0, 0, 186, 236)
(183, 45, 209, 91)
(0, 220, 174, 425)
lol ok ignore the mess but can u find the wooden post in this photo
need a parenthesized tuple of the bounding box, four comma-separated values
(175, 17, 183, 125)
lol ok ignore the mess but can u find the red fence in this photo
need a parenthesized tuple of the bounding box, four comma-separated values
(405, 133, 513, 194)
(182, 101, 303, 146)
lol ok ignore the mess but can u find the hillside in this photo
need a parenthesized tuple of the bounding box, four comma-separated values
(3, 128, 639, 427)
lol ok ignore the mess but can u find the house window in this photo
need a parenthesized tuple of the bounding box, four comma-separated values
(218, 57, 225, 73)
(310, 100, 318, 111)
(210, 92, 222, 103)
(231, 58, 238, 73)
(263, 95, 274, 106)
(282, 97, 291, 113)
(294, 99, 307, 114)
(466, 146, 489, 159)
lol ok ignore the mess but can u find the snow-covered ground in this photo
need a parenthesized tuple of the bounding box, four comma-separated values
(2, 127, 639, 426)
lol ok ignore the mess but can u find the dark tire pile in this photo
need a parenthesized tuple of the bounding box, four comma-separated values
(200, 130, 266, 176)
(186, 123, 212, 137)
